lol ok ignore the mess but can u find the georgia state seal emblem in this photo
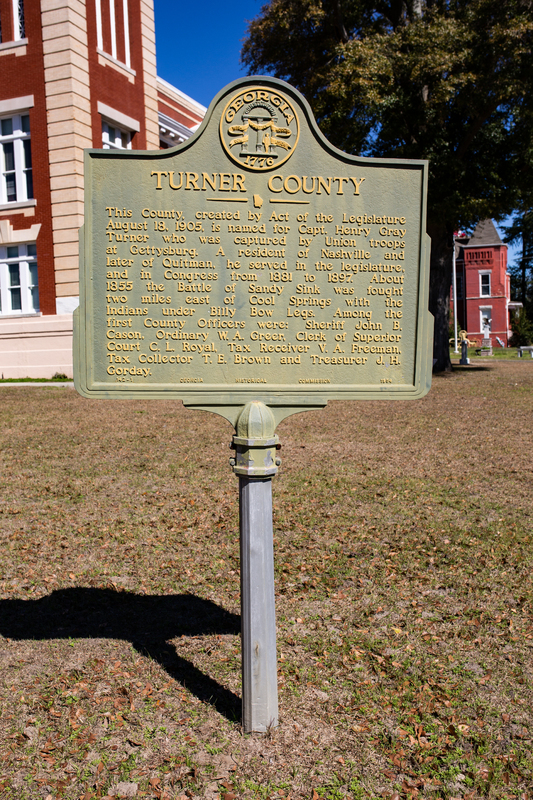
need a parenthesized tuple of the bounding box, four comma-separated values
(220, 86, 300, 172)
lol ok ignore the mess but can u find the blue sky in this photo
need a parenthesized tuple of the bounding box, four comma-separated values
(154, 0, 263, 109)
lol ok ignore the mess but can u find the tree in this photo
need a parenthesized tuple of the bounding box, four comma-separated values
(510, 308, 533, 346)
(241, 0, 533, 370)
(504, 210, 533, 317)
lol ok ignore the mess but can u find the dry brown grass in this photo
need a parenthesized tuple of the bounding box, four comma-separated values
(0, 360, 532, 800)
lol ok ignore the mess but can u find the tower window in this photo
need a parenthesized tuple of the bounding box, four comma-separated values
(480, 273, 491, 296)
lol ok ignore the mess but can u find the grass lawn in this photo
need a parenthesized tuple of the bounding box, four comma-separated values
(450, 347, 528, 361)
(0, 360, 532, 800)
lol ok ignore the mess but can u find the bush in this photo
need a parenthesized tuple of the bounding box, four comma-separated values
(509, 309, 533, 347)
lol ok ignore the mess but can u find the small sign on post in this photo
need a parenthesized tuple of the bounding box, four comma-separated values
(74, 76, 433, 732)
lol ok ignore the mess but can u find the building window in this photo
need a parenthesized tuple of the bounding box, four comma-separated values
(15, 0, 24, 39)
(0, 243, 38, 315)
(480, 272, 491, 296)
(480, 308, 492, 333)
(8, 0, 25, 41)
(102, 119, 132, 150)
(96, 0, 131, 68)
(122, 0, 130, 69)
(0, 112, 32, 204)
(456, 273, 463, 299)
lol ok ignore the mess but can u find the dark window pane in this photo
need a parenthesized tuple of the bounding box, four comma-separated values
(18, 0, 25, 39)
(1, 118, 13, 136)
(27, 243, 36, 257)
(31, 286, 39, 310)
(5, 173, 16, 202)
(9, 264, 20, 286)
(3, 142, 14, 171)
(25, 169, 33, 199)
(10, 288, 21, 311)
(29, 263, 38, 285)
(23, 139, 32, 169)
(22, 115, 30, 134)
(7, 246, 18, 258)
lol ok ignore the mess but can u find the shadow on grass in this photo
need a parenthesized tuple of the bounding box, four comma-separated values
(451, 365, 494, 372)
(0, 588, 242, 722)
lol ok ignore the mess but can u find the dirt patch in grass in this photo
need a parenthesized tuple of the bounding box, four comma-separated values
(0, 360, 532, 799)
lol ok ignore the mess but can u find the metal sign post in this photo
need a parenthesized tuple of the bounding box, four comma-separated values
(74, 75, 433, 732)
(230, 401, 280, 732)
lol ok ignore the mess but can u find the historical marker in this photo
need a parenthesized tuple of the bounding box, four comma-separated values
(74, 77, 433, 733)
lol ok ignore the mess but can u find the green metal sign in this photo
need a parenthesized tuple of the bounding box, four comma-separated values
(74, 77, 433, 420)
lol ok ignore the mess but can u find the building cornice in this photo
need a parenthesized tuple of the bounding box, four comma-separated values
(156, 76, 207, 117)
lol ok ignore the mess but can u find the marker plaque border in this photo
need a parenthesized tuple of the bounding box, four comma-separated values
(74, 76, 433, 413)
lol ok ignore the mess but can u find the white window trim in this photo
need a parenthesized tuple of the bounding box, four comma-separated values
(122, 0, 130, 67)
(97, 102, 140, 133)
(0, 96, 34, 115)
(0, 242, 39, 316)
(0, 38, 28, 53)
(479, 270, 491, 297)
(95, 0, 104, 51)
(12, 0, 24, 41)
(97, 48, 136, 78)
(99, 103, 139, 151)
(0, 111, 32, 205)
(109, 0, 117, 60)
(0, 198, 36, 212)
(479, 306, 492, 333)
(102, 121, 130, 150)
(0, 219, 40, 246)
(95, 0, 131, 70)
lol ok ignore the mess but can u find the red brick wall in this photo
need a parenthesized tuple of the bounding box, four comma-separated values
(464, 244, 509, 343)
(86, 0, 148, 150)
(158, 95, 203, 129)
(0, 2, 56, 314)
(0, 0, 15, 42)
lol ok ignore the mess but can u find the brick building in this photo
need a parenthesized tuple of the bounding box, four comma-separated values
(0, 0, 205, 377)
(451, 219, 519, 347)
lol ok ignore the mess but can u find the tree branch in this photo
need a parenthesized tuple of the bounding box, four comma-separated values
(455, 101, 499, 161)
(331, 0, 350, 43)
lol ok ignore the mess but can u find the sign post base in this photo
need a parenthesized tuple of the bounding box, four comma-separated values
(239, 475, 278, 733)
(230, 401, 280, 732)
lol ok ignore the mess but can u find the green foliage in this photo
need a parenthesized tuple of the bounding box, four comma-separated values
(504, 209, 533, 317)
(242, 0, 533, 224)
(510, 307, 533, 346)
(242, 0, 533, 369)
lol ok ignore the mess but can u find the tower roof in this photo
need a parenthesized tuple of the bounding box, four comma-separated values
(467, 219, 504, 246)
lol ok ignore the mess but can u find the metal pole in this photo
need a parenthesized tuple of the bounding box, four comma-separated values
(230, 401, 280, 732)
(452, 233, 459, 353)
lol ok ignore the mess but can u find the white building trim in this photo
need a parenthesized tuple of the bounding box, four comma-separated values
(158, 111, 195, 145)
(97, 101, 140, 132)
(0, 95, 34, 115)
